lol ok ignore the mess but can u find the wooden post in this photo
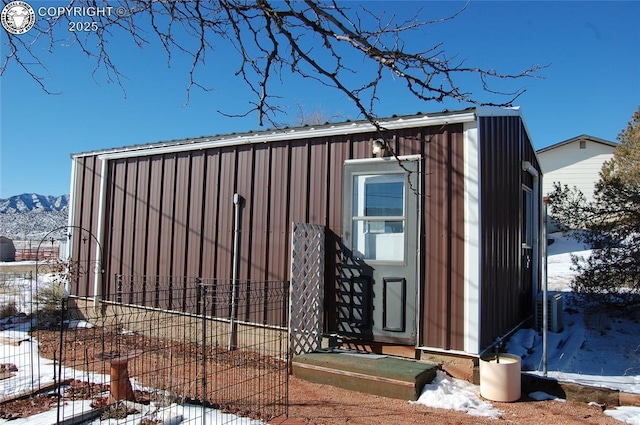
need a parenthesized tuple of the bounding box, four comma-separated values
(97, 350, 142, 403)
(108, 359, 136, 402)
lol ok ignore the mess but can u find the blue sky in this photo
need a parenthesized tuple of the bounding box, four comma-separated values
(1, 0, 639, 197)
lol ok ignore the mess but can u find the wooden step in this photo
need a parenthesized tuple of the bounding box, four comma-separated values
(292, 350, 438, 401)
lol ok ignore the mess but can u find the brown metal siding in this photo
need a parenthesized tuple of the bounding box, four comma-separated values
(187, 152, 206, 278)
(200, 151, 220, 280)
(216, 147, 236, 282)
(236, 145, 253, 279)
(73, 122, 471, 350)
(172, 153, 190, 277)
(325, 136, 349, 331)
(133, 158, 150, 279)
(267, 142, 290, 282)
(106, 159, 126, 282)
(309, 140, 329, 225)
(478, 116, 537, 349)
(266, 142, 291, 326)
(251, 146, 270, 281)
(289, 141, 310, 224)
(159, 155, 176, 280)
(146, 156, 163, 283)
(236, 145, 254, 321)
(122, 160, 138, 276)
(70, 155, 102, 297)
(420, 125, 466, 351)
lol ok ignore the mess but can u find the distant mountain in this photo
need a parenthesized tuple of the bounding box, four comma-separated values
(0, 193, 69, 214)
(0, 194, 70, 240)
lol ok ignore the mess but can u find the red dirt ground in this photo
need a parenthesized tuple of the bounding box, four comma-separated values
(1, 371, 623, 424)
(1, 328, 625, 425)
(281, 376, 622, 425)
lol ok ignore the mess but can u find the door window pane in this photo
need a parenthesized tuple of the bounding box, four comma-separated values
(366, 181, 404, 216)
(352, 174, 405, 261)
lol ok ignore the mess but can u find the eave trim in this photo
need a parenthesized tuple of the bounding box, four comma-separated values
(90, 112, 477, 160)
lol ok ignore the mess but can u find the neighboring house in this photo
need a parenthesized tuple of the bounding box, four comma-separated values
(537, 134, 617, 201)
(67, 107, 543, 369)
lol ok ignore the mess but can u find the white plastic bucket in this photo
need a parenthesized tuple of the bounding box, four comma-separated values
(479, 353, 521, 402)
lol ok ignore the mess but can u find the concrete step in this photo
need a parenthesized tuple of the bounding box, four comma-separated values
(292, 349, 438, 401)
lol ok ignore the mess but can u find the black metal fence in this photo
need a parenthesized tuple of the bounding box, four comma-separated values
(0, 273, 289, 424)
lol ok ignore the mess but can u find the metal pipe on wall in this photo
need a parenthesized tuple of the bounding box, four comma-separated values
(542, 197, 549, 375)
(228, 193, 243, 350)
(93, 157, 108, 311)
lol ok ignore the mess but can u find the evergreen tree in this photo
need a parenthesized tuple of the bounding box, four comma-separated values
(549, 106, 640, 308)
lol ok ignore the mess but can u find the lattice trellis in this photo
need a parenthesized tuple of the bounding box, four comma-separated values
(289, 222, 325, 356)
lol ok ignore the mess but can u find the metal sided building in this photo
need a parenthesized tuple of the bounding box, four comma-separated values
(68, 107, 543, 360)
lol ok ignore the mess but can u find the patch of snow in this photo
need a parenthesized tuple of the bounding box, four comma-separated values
(528, 391, 565, 402)
(0, 334, 110, 402)
(605, 406, 640, 425)
(0, 399, 267, 425)
(412, 371, 503, 419)
(64, 319, 94, 329)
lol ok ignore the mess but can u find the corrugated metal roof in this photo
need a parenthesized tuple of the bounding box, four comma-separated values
(71, 108, 493, 159)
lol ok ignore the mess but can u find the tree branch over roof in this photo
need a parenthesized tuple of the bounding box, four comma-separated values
(1, 0, 545, 126)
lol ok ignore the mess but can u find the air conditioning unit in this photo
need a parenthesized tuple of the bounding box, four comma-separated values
(536, 293, 564, 333)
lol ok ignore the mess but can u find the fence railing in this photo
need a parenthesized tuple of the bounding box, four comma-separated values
(14, 247, 60, 262)
(0, 272, 289, 424)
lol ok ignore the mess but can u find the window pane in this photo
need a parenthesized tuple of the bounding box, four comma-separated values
(353, 174, 405, 217)
(353, 220, 404, 261)
(352, 173, 406, 262)
(366, 181, 404, 216)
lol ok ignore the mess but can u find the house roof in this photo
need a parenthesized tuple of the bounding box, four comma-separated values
(536, 134, 617, 154)
(72, 107, 523, 160)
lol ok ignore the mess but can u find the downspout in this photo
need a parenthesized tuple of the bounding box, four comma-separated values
(94, 158, 108, 311)
(228, 193, 243, 351)
(542, 196, 549, 376)
(67, 158, 77, 259)
(522, 161, 544, 373)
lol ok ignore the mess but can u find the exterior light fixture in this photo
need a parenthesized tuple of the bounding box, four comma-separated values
(372, 138, 387, 157)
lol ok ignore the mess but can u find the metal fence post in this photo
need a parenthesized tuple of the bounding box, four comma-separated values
(56, 294, 67, 425)
(200, 281, 207, 425)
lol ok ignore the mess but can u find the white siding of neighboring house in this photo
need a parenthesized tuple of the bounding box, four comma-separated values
(539, 140, 616, 202)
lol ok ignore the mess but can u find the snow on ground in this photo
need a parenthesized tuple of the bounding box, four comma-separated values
(507, 232, 640, 392)
(506, 231, 640, 424)
(544, 231, 592, 292)
(607, 406, 640, 425)
(0, 272, 265, 424)
(2, 234, 640, 423)
(0, 399, 264, 425)
(0, 323, 265, 425)
(412, 370, 502, 418)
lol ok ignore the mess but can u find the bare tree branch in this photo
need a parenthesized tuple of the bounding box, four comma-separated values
(1, 0, 546, 126)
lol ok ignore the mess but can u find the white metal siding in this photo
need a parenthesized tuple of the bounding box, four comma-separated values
(539, 140, 615, 202)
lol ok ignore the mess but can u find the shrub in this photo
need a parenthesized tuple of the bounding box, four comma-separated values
(0, 301, 19, 319)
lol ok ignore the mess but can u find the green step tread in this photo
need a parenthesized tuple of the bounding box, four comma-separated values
(293, 350, 437, 382)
